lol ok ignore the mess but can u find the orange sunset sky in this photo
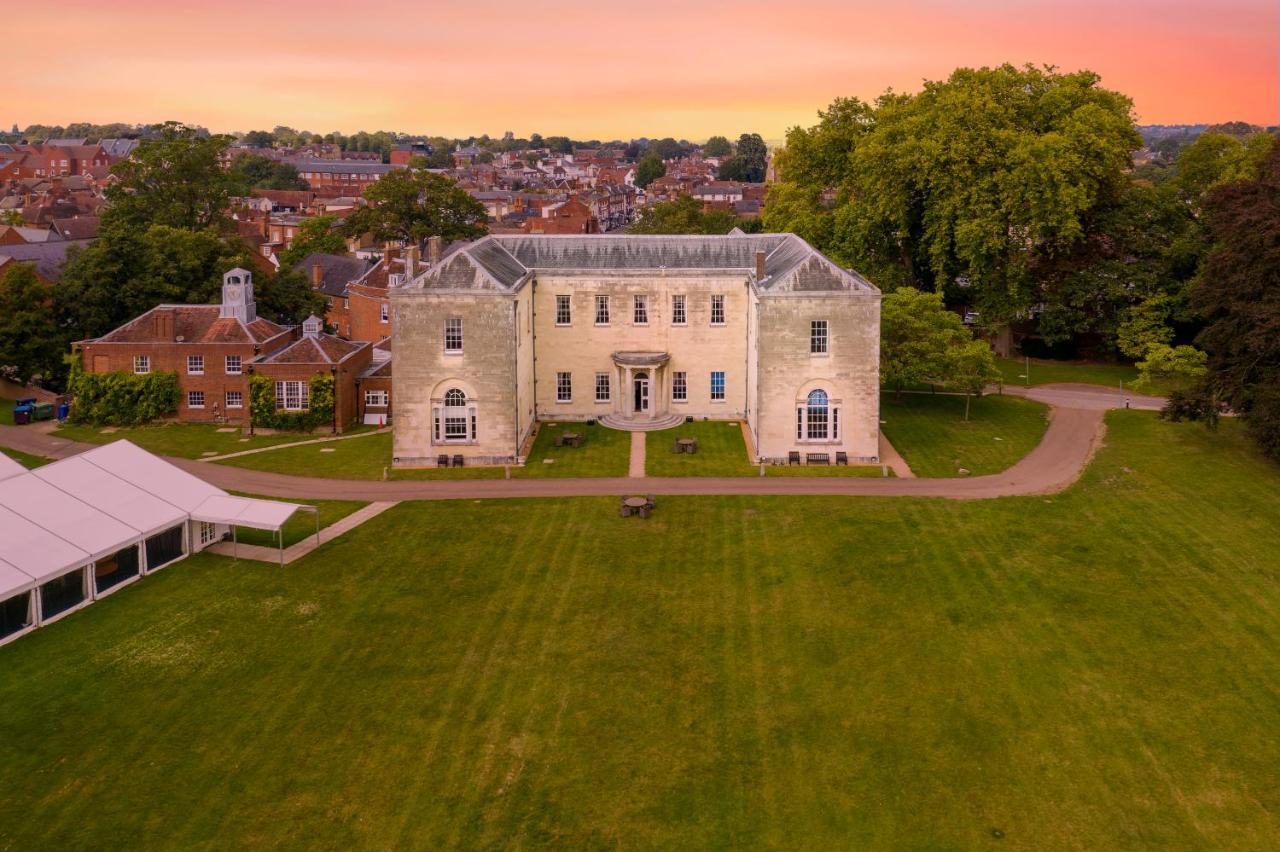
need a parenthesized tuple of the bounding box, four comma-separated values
(4, 0, 1276, 139)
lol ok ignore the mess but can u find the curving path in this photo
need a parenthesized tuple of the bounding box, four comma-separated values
(0, 385, 1163, 502)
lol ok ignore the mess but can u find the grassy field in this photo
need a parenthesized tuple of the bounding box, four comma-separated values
(646, 420, 885, 478)
(996, 356, 1139, 389)
(880, 392, 1049, 477)
(0, 448, 54, 469)
(2, 413, 1279, 847)
(226, 495, 369, 548)
(218, 422, 632, 480)
(52, 422, 311, 459)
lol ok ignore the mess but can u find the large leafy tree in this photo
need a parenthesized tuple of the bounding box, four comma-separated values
(627, 195, 752, 235)
(880, 288, 965, 397)
(341, 169, 487, 244)
(1192, 143, 1280, 461)
(104, 121, 235, 231)
(0, 264, 64, 384)
(226, 154, 308, 195)
(278, 215, 347, 268)
(716, 133, 768, 182)
(702, 135, 732, 158)
(768, 66, 1142, 329)
(634, 152, 666, 188)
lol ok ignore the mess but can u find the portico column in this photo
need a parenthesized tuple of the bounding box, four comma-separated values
(623, 366, 632, 418)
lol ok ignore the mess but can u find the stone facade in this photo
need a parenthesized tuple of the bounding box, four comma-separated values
(391, 234, 880, 467)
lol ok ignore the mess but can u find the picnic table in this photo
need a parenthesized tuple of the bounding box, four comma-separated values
(674, 438, 698, 454)
(619, 495, 656, 518)
(556, 431, 584, 448)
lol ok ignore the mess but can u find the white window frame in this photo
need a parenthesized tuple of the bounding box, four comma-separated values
(811, 320, 829, 355)
(365, 389, 389, 407)
(224, 354, 242, 375)
(225, 391, 243, 409)
(555, 295, 572, 326)
(633, 294, 648, 325)
(710, 294, 725, 326)
(710, 370, 726, 402)
(187, 390, 205, 409)
(672, 371, 687, 402)
(796, 389, 840, 442)
(380, 303, 389, 324)
(133, 355, 150, 375)
(444, 317, 463, 353)
(594, 372, 610, 403)
(594, 295, 610, 325)
(275, 381, 309, 412)
(671, 294, 686, 325)
(199, 522, 217, 546)
(556, 372, 572, 403)
(186, 354, 204, 375)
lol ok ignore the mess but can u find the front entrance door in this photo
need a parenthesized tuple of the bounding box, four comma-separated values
(634, 373, 649, 414)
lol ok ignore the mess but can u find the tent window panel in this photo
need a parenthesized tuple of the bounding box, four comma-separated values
(0, 592, 33, 639)
(145, 526, 185, 570)
(95, 544, 141, 594)
(40, 570, 86, 620)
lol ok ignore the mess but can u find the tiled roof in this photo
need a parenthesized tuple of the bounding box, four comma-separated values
(294, 252, 370, 297)
(0, 238, 91, 282)
(256, 334, 367, 365)
(90, 306, 289, 345)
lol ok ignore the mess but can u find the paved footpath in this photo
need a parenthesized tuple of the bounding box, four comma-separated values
(628, 433, 646, 478)
(206, 501, 399, 564)
(0, 385, 1166, 503)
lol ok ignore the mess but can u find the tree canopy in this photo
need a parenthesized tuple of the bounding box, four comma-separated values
(716, 133, 768, 182)
(341, 169, 488, 244)
(0, 263, 63, 385)
(634, 152, 666, 189)
(1192, 143, 1280, 461)
(702, 135, 732, 158)
(226, 154, 309, 195)
(626, 195, 757, 235)
(104, 121, 235, 231)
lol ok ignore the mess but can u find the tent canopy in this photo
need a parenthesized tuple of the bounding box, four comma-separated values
(0, 453, 25, 482)
(191, 494, 304, 531)
(76, 441, 223, 512)
(34, 457, 188, 537)
(0, 475, 141, 562)
(0, 556, 37, 600)
(0, 504, 89, 588)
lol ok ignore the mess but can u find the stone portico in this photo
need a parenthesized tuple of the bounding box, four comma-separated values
(391, 234, 881, 467)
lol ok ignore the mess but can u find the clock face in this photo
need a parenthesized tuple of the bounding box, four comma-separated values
(226, 285, 242, 301)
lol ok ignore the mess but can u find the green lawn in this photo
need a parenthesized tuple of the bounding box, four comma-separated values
(881, 392, 1049, 477)
(997, 356, 1139, 389)
(227, 495, 369, 548)
(0, 448, 53, 469)
(646, 420, 886, 477)
(52, 422, 309, 459)
(217, 422, 631, 480)
(2, 413, 1280, 847)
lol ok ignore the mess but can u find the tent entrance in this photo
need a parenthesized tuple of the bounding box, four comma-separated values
(95, 545, 141, 595)
(145, 526, 185, 572)
(0, 592, 33, 640)
(40, 570, 87, 621)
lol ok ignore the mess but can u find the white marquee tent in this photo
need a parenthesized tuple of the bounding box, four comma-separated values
(0, 441, 309, 646)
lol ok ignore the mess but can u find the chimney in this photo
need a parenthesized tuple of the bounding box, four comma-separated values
(427, 235, 443, 266)
(261, 215, 269, 239)
(382, 241, 398, 266)
(311, 262, 324, 288)
(405, 244, 420, 279)
(754, 250, 767, 281)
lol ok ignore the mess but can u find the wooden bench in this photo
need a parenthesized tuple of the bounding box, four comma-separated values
(788, 451, 801, 466)
(452, 454, 465, 468)
(437, 454, 450, 468)
(836, 452, 849, 466)
(806, 453, 831, 466)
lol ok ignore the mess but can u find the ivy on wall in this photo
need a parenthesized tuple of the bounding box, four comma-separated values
(248, 373, 335, 431)
(66, 356, 180, 426)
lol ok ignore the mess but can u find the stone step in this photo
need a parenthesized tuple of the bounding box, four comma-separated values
(598, 413, 686, 432)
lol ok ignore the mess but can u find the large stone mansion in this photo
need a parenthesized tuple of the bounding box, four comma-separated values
(391, 233, 881, 467)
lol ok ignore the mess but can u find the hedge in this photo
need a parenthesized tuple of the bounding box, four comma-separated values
(66, 357, 180, 427)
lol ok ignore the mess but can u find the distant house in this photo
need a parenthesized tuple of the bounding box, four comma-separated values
(0, 239, 93, 284)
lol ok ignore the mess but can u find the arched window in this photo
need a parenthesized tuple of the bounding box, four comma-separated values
(806, 390, 829, 440)
(796, 388, 839, 442)
(435, 388, 476, 443)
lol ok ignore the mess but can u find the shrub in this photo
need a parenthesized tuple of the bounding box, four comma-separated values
(248, 373, 335, 431)
(66, 357, 180, 426)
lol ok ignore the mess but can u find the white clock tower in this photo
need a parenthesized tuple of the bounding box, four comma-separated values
(219, 268, 257, 323)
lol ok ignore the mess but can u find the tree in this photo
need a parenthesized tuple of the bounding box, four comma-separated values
(0, 264, 64, 385)
(105, 121, 235, 231)
(879, 287, 966, 400)
(716, 133, 767, 182)
(1170, 131, 1275, 209)
(544, 136, 573, 155)
(0, 210, 23, 226)
(947, 337, 1002, 420)
(650, 138, 684, 160)
(278, 215, 347, 268)
(1192, 143, 1280, 461)
(242, 130, 275, 147)
(1134, 344, 1207, 393)
(341, 169, 487, 244)
(225, 154, 308, 195)
(769, 66, 1142, 331)
(627, 195, 743, 235)
(634, 152, 666, 189)
(702, 135, 732, 158)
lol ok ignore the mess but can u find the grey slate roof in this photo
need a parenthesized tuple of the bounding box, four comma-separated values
(409, 234, 876, 295)
(294, 252, 371, 297)
(0, 239, 92, 282)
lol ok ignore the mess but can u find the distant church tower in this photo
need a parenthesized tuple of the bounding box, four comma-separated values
(220, 268, 257, 323)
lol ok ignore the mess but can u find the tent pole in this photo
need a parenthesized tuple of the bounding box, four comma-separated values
(313, 507, 320, 546)
(232, 526, 237, 562)
(278, 527, 284, 569)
